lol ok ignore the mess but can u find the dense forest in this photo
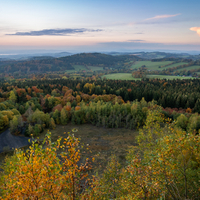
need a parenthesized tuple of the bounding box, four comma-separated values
(2, 77, 200, 109)
(0, 77, 199, 135)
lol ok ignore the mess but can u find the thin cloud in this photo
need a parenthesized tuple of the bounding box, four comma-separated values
(128, 14, 181, 26)
(190, 27, 200, 36)
(127, 40, 145, 42)
(6, 28, 102, 36)
(98, 41, 163, 48)
(145, 14, 181, 21)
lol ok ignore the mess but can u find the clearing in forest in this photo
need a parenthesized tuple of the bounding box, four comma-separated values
(131, 61, 173, 70)
(102, 73, 141, 80)
(146, 75, 195, 80)
(0, 124, 138, 169)
(175, 65, 200, 72)
(40, 124, 138, 169)
(102, 73, 194, 80)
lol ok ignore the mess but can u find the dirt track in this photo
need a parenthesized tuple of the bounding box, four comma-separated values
(0, 129, 30, 153)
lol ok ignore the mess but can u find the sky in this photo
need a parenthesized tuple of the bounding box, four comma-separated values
(0, 0, 200, 54)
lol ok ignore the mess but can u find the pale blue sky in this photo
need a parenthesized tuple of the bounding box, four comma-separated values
(0, 0, 200, 53)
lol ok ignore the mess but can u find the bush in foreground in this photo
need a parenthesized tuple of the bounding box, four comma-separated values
(0, 131, 92, 199)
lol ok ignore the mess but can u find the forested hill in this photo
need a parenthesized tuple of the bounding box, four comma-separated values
(59, 53, 140, 66)
(0, 53, 141, 74)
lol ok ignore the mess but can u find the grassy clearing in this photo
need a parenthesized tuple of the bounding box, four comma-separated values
(176, 65, 200, 72)
(65, 65, 86, 73)
(131, 61, 173, 70)
(163, 62, 188, 69)
(87, 66, 104, 71)
(66, 65, 104, 73)
(0, 124, 138, 169)
(102, 73, 141, 80)
(101, 73, 195, 80)
(147, 75, 195, 80)
(40, 124, 138, 169)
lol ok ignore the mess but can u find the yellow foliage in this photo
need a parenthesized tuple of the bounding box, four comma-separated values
(0, 131, 92, 199)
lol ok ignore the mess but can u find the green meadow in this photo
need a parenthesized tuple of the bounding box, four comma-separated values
(131, 61, 173, 70)
(147, 75, 195, 80)
(102, 73, 141, 80)
(102, 73, 195, 80)
(176, 65, 200, 72)
(87, 66, 104, 71)
(65, 65, 86, 73)
(164, 62, 188, 68)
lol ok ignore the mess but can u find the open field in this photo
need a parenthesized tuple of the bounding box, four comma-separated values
(101, 73, 195, 80)
(40, 124, 138, 169)
(176, 65, 200, 72)
(102, 73, 141, 80)
(131, 61, 173, 70)
(87, 66, 104, 71)
(164, 62, 188, 69)
(65, 65, 86, 73)
(146, 75, 195, 80)
(0, 124, 138, 169)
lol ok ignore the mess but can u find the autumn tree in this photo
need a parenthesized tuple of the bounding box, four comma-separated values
(49, 117, 56, 129)
(53, 109, 61, 124)
(120, 107, 200, 199)
(0, 131, 92, 199)
(9, 90, 17, 103)
(176, 113, 188, 130)
(60, 107, 68, 125)
(9, 115, 23, 134)
(88, 155, 122, 199)
(0, 113, 9, 130)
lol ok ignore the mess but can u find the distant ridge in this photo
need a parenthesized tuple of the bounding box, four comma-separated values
(0, 53, 142, 74)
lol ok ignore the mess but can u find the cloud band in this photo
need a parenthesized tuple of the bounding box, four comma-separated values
(145, 14, 181, 21)
(6, 28, 102, 36)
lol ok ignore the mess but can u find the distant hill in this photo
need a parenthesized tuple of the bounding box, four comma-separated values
(52, 52, 72, 58)
(59, 53, 140, 66)
(0, 53, 141, 74)
(28, 56, 54, 61)
(132, 51, 200, 60)
(0, 52, 72, 61)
